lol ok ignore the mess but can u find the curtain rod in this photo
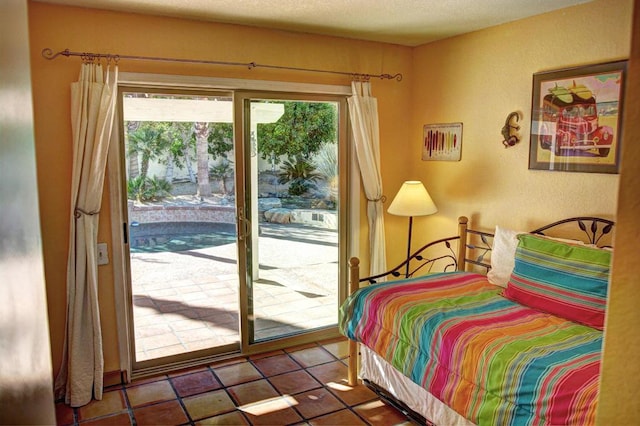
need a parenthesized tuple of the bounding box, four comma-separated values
(41, 48, 403, 82)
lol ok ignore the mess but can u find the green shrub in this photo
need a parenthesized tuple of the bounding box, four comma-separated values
(277, 156, 320, 196)
(127, 176, 172, 201)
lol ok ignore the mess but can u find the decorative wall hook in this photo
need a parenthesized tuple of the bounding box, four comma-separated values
(501, 111, 521, 148)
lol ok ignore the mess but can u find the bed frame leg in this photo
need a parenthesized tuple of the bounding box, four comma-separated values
(457, 216, 468, 271)
(348, 340, 358, 386)
(347, 257, 360, 386)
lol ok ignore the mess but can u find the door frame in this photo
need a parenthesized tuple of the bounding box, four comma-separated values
(108, 73, 355, 380)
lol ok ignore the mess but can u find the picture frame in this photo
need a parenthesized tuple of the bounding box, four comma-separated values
(422, 122, 462, 161)
(529, 60, 627, 173)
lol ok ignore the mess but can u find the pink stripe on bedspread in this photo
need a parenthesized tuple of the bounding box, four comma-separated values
(339, 272, 602, 425)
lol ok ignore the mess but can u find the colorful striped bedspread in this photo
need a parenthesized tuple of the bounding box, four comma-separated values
(339, 272, 602, 425)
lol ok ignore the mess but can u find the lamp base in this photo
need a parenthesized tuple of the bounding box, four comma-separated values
(405, 216, 413, 278)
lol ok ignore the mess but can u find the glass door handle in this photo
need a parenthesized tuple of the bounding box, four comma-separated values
(237, 214, 252, 241)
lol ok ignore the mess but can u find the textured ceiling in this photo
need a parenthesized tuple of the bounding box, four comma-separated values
(35, 0, 592, 46)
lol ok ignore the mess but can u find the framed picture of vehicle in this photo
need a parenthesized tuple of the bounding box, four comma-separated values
(529, 60, 627, 173)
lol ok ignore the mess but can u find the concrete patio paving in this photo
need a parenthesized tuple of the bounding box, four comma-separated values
(130, 223, 339, 362)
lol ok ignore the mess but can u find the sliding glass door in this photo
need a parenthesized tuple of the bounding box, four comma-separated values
(120, 88, 241, 369)
(118, 86, 348, 371)
(234, 94, 348, 350)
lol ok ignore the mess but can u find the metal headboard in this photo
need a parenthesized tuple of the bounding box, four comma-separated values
(531, 217, 615, 246)
(460, 216, 615, 273)
(360, 235, 460, 284)
(356, 215, 615, 284)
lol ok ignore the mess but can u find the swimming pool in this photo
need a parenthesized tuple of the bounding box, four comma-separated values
(129, 221, 237, 253)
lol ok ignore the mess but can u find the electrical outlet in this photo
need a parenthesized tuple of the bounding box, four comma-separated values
(97, 242, 109, 266)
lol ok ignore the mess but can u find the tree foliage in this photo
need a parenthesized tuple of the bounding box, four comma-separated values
(127, 175, 172, 201)
(127, 122, 172, 178)
(208, 123, 233, 159)
(257, 101, 336, 162)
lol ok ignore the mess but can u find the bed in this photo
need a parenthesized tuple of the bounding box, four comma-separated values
(339, 216, 614, 425)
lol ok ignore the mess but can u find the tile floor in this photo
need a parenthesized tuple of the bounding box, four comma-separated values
(55, 339, 414, 426)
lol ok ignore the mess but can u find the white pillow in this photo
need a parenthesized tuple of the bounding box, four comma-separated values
(486, 226, 521, 287)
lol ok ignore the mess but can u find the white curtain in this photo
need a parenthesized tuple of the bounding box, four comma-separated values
(348, 80, 387, 276)
(55, 61, 118, 407)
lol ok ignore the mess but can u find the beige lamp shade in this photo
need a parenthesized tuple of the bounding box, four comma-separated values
(387, 180, 437, 217)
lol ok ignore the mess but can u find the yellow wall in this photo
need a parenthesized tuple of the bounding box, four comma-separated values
(28, 1, 638, 417)
(394, 0, 633, 268)
(27, 1, 413, 376)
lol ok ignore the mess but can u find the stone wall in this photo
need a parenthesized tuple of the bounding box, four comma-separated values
(128, 202, 236, 224)
(127, 200, 337, 230)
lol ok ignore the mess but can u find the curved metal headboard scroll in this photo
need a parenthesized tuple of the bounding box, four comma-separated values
(462, 216, 615, 273)
(531, 217, 615, 247)
(360, 236, 460, 284)
(359, 216, 615, 284)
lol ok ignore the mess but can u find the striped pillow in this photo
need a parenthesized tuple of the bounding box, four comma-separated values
(503, 234, 611, 329)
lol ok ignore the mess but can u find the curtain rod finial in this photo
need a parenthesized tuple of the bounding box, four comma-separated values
(41, 48, 71, 60)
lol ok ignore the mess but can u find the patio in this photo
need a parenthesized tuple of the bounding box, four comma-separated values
(130, 223, 339, 362)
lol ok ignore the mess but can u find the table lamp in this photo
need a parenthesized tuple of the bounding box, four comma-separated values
(387, 180, 438, 277)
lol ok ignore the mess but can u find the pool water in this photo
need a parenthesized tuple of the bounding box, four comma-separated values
(130, 222, 237, 253)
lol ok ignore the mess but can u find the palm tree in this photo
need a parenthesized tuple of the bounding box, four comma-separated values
(127, 123, 169, 179)
(126, 121, 141, 179)
(277, 155, 321, 196)
(194, 121, 211, 198)
(209, 159, 234, 195)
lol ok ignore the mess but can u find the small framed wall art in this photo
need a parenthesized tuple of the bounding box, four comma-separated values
(529, 60, 627, 173)
(422, 122, 462, 161)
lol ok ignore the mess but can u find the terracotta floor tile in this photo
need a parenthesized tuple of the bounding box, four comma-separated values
(288, 346, 336, 368)
(126, 380, 177, 407)
(77, 389, 127, 421)
(51, 337, 411, 426)
(239, 396, 302, 425)
(352, 400, 410, 426)
(213, 361, 263, 387)
(309, 408, 367, 425)
(133, 400, 188, 425)
(292, 388, 346, 419)
(268, 370, 321, 395)
(321, 339, 349, 360)
(80, 412, 132, 426)
(195, 410, 249, 425)
(55, 401, 75, 425)
(326, 382, 378, 406)
(306, 360, 348, 385)
(183, 389, 236, 421)
(227, 379, 279, 406)
(252, 353, 301, 377)
(171, 369, 223, 397)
